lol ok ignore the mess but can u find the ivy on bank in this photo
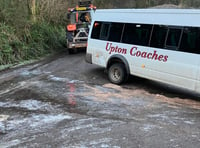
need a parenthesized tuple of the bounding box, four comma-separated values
(0, 22, 65, 66)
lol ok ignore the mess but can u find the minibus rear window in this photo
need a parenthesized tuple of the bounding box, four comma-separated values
(91, 21, 102, 39)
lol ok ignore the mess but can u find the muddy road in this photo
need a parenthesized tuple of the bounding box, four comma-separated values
(0, 50, 200, 148)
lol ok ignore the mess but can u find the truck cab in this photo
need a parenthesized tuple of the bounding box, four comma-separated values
(66, 0, 96, 53)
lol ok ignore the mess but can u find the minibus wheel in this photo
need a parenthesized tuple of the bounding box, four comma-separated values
(108, 63, 126, 84)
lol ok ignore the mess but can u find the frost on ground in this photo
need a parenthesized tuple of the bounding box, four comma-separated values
(1, 52, 200, 147)
(0, 115, 9, 134)
(7, 114, 73, 130)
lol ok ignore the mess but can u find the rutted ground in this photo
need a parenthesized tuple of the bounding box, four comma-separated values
(0, 52, 200, 148)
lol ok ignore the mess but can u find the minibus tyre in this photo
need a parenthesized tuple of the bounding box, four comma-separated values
(108, 63, 126, 85)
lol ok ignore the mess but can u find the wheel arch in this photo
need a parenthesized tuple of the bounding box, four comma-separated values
(107, 54, 130, 75)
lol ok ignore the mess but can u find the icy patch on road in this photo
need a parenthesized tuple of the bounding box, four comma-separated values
(69, 80, 82, 83)
(61, 118, 120, 139)
(184, 120, 195, 125)
(1, 114, 73, 147)
(29, 114, 73, 128)
(0, 115, 9, 134)
(148, 113, 196, 126)
(140, 124, 157, 132)
(48, 75, 69, 82)
(89, 138, 113, 146)
(0, 99, 54, 111)
(62, 118, 110, 133)
(67, 123, 94, 132)
(148, 114, 169, 120)
(19, 100, 47, 110)
(7, 114, 73, 131)
(20, 70, 42, 76)
(0, 139, 21, 148)
(148, 113, 177, 125)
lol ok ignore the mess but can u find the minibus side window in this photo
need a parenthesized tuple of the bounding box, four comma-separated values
(180, 27, 200, 54)
(91, 21, 102, 39)
(150, 25, 168, 49)
(122, 23, 152, 46)
(100, 23, 110, 40)
(165, 28, 182, 50)
(108, 23, 124, 42)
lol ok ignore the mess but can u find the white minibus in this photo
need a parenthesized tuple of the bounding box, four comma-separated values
(86, 9, 200, 93)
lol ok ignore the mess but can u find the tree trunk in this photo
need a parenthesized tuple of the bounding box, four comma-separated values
(31, 0, 36, 22)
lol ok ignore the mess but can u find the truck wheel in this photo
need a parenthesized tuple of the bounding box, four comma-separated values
(108, 63, 127, 85)
(66, 39, 69, 48)
(67, 40, 78, 54)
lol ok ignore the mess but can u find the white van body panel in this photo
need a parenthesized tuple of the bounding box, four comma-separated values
(86, 9, 200, 93)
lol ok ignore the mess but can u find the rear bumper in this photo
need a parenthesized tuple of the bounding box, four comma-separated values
(67, 42, 87, 49)
(85, 53, 92, 64)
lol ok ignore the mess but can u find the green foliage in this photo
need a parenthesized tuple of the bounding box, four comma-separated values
(0, 23, 23, 65)
(182, 0, 200, 8)
(0, 22, 65, 65)
(0, 0, 66, 66)
(26, 22, 65, 55)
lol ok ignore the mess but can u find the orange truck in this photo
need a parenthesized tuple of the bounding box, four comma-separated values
(66, 0, 96, 53)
